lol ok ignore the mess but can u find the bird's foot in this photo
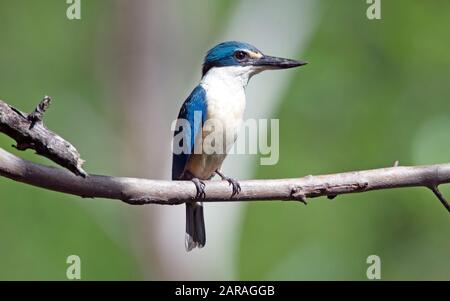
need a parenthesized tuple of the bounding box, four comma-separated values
(191, 178, 206, 201)
(227, 177, 241, 197)
(215, 170, 241, 197)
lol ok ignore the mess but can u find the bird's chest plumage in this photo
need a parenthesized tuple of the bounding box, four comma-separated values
(184, 68, 247, 179)
(205, 83, 246, 138)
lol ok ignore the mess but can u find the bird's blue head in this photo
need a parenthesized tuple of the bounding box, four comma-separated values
(202, 41, 307, 77)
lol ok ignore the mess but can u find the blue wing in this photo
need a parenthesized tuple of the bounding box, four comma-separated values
(172, 85, 207, 180)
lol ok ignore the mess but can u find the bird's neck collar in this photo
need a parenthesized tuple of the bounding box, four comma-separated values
(201, 66, 260, 90)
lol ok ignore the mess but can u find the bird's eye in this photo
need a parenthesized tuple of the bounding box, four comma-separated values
(234, 51, 247, 61)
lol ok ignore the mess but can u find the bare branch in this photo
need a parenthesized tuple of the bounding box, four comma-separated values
(0, 98, 449, 213)
(0, 98, 86, 177)
(0, 147, 450, 210)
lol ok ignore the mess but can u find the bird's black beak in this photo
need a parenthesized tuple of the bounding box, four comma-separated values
(254, 55, 307, 69)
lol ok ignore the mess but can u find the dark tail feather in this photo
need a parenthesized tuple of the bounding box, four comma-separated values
(194, 203, 206, 247)
(185, 202, 206, 251)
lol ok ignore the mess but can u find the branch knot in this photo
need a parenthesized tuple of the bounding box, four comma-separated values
(28, 96, 51, 129)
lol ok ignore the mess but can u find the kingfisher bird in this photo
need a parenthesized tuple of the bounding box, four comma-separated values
(172, 41, 307, 251)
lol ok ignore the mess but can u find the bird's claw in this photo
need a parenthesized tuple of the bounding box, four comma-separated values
(191, 178, 206, 201)
(215, 170, 241, 197)
(226, 177, 241, 197)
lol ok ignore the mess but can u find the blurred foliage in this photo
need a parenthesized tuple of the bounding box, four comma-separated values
(0, 0, 238, 281)
(238, 0, 450, 280)
(0, 0, 449, 280)
(0, 0, 139, 280)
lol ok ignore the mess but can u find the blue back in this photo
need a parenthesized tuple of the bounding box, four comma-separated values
(172, 85, 207, 180)
(202, 41, 260, 76)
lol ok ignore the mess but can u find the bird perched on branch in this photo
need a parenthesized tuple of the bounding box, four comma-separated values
(172, 41, 307, 251)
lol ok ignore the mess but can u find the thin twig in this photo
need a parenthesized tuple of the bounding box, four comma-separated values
(430, 186, 450, 213)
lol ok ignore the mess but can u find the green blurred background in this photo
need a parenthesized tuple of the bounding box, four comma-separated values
(0, 0, 449, 280)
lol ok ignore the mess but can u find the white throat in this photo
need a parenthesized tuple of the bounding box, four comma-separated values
(201, 65, 259, 90)
(199, 65, 252, 137)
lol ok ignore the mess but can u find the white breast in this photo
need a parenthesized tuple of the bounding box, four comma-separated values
(201, 66, 249, 147)
(184, 66, 249, 179)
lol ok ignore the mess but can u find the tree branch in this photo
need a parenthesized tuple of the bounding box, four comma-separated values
(0, 98, 86, 177)
(0, 147, 449, 211)
(0, 99, 449, 213)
